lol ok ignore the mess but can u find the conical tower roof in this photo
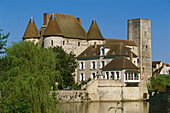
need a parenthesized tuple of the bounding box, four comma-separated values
(43, 13, 63, 36)
(22, 17, 40, 39)
(87, 18, 104, 40)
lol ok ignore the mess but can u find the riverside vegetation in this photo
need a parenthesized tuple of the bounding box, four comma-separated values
(0, 33, 78, 112)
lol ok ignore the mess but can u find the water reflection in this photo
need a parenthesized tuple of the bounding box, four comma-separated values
(57, 101, 149, 113)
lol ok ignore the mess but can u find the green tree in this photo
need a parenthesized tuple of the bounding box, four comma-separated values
(51, 46, 77, 89)
(147, 74, 170, 92)
(0, 41, 60, 112)
(0, 29, 10, 54)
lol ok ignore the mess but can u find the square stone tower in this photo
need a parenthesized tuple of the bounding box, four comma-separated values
(128, 18, 152, 99)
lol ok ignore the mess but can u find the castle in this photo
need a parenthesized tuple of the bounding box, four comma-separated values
(22, 12, 152, 101)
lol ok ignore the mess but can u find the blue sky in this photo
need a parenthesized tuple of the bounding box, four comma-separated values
(0, 0, 170, 63)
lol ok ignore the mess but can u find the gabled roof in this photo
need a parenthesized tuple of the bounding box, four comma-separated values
(53, 13, 87, 39)
(22, 17, 40, 39)
(105, 38, 137, 46)
(102, 57, 139, 70)
(87, 18, 104, 40)
(77, 43, 137, 58)
(43, 13, 63, 36)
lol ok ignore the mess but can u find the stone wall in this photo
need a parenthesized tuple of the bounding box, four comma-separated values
(86, 80, 142, 101)
(55, 90, 89, 102)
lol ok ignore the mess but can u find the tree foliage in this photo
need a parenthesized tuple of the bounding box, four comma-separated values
(147, 74, 170, 92)
(51, 46, 77, 89)
(0, 41, 60, 112)
(0, 29, 10, 54)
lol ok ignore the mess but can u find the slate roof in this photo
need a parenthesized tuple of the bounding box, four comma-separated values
(77, 43, 137, 58)
(22, 17, 40, 39)
(105, 38, 137, 46)
(102, 57, 139, 70)
(43, 13, 63, 36)
(87, 19, 104, 40)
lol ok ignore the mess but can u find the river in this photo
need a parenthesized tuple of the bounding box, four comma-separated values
(57, 101, 149, 113)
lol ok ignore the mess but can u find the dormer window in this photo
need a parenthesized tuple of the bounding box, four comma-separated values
(100, 46, 105, 56)
(84, 53, 87, 56)
(94, 52, 97, 55)
(124, 50, 128, 54)
(112, 51, 116, 55)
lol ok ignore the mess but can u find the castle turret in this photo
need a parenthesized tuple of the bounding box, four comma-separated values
(43, 13, 63, 48)
(87, 18, 104, 45)
(128, 18, 152, 99)
(22, 17, 40, 43)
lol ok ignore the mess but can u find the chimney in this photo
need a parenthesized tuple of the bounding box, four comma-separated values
(44, 13, 49, 25)
(130, 52, 133, 62)
(76, 18, 81, 25)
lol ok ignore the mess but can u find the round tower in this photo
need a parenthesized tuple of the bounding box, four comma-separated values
(22, 17, 40, 43)
(43, 13, 63, 48)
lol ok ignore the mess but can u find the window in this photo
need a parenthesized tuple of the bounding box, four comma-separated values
(63, 41, 65, 45)
(51, 40, 53, 46)
(125, 73, 128, 80)
(112, 51, 116, 55)
(134, 73, 139, 80)
(124, 50, 128, 54)
(128, 73, 131, 80)
(92, 61, 95, 69)
(90, 61, 97, 70)
(144, 31, 147, 37)
(106, 72, 109, 80)
(111, 72, 114, 80)
(91, 73, 96, 80)
(134, 61, 136, 64)
(78, 42, 80, 46)
(84, 53, 87, 56)
(116, 72, 120, 79)
(93, 52, 97, 55)
(79, 62, 85, 70)
(100, 46, 105, 56)
(79, 73, 85, 82)
(130, 73, 133, 80)
(146, 45, 148, 49)
(102, 61, 105, 68)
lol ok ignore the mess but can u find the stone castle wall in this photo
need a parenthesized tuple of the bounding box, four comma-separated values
(86, 80, 142, 101)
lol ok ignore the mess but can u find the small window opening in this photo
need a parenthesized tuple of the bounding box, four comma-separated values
(84, 53, 87, 56)
(124, 50, 128, 54)
(78, 42, 80, 46)
(94, 52, 97, 55)
(51, 40, 53, 46)
(112, 51, 116, 54)
(63, 41, 65, 45)
(146, 45, 148, 49)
